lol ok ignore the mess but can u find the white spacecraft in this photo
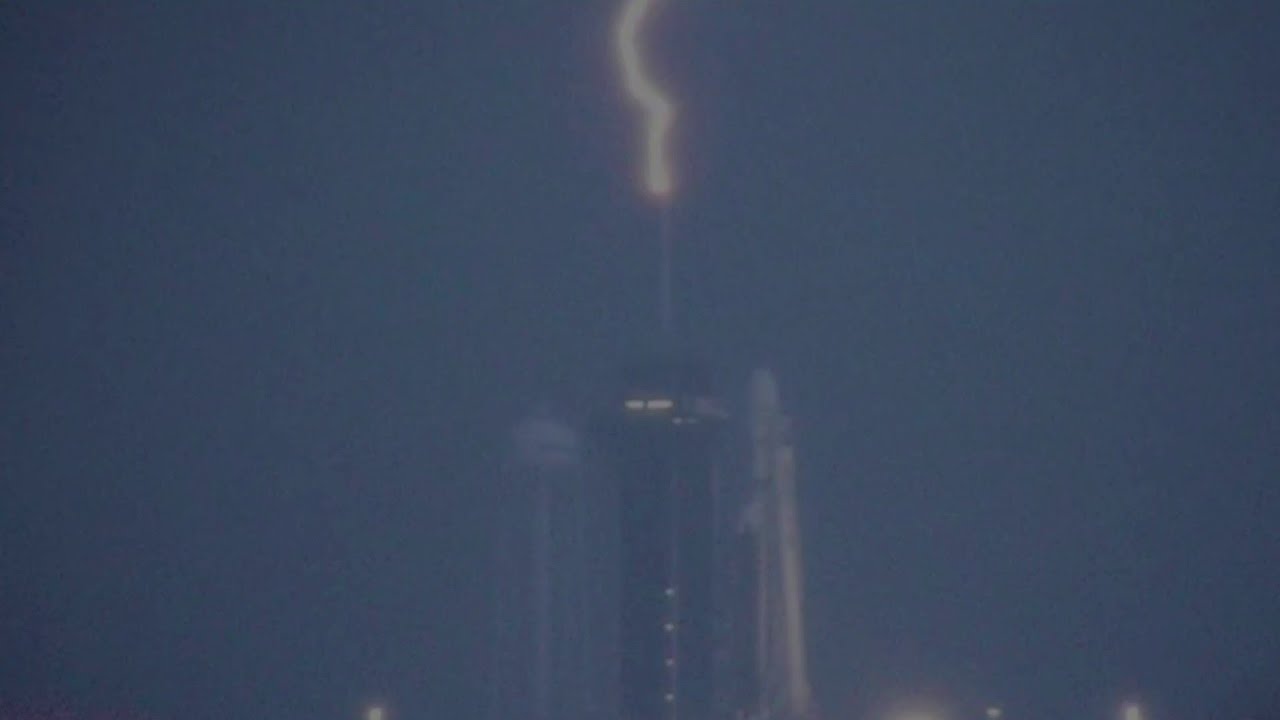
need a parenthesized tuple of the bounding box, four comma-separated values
(737, 369, 815, 720)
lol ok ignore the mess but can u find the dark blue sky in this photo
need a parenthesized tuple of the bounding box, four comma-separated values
(3, 2, 1278, 719)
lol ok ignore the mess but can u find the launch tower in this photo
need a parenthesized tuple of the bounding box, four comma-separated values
(596, 356, 728, 720)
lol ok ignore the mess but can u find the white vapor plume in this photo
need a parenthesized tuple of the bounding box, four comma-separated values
(615, 0, 674, 201)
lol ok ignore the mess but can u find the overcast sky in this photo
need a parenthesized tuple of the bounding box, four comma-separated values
(3, 2, 1278, 719)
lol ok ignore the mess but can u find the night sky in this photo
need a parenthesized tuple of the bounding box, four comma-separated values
(3, 2, 1279, 719)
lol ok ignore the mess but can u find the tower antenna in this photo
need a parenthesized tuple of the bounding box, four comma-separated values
(660, 204, 673, 336)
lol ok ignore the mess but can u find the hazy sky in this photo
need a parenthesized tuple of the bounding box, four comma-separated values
(3, 2, 1278, 719)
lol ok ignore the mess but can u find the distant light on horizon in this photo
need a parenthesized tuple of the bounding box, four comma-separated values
(895, 712, 941, 720)
(366, 705, 385, 720)
(1122, 702, 1144, 720)
(986, 707, 1003, 719)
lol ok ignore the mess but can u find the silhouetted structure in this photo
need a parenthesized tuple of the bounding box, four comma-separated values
(595, 357, 726, 720)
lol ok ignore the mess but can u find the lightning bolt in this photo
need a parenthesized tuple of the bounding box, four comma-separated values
(616, 0, 674, 201)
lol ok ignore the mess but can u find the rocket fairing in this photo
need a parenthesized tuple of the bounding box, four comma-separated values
(750, 369, 784, 483)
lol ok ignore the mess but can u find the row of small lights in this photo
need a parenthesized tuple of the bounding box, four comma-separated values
(362, 699, 1144, 719)
(663, 585, 679, 708)
(904, 702, 1144, 720)
(624, 397, 706, 426)
(625, 398, 675, 411)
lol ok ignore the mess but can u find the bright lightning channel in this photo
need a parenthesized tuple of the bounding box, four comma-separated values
(616, 0, 675, 201)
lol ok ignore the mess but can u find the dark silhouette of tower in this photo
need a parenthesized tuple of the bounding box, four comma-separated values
(595, 356, 727, 720)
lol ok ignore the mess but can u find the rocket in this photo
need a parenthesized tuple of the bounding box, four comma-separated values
(745, 369, 815, 720)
